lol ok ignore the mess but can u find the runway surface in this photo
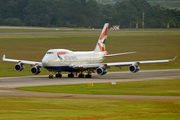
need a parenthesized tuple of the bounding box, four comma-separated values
(0, 69, 180, 101)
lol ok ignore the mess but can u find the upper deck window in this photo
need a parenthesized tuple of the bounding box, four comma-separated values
(46, 52, 54, 54)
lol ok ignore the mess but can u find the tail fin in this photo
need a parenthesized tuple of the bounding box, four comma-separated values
(94, 23, 109, 53)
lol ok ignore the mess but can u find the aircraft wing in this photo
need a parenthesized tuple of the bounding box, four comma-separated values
(105, 51, 136, 57)
(72, 56, 177, 69)
(106, 56, 177, 67)
(2, 54, 42, 67)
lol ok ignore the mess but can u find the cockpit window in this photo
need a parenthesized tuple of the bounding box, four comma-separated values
(46, 52, 54, 54)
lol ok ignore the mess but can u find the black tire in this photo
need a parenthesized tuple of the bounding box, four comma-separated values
(78, 74, 84, 78)
(49, 75, 53, 79)
(71, 74, 74, 78)
(56, 74, 62, 78)
(85, 75, 92, 78)
(68, 74, 74, 78)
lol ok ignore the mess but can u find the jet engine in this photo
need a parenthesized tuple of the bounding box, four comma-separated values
(96, 67, 107, 75)
(129, 65, 140, 73)
(31, 66, 41, 75)
(14, 63, 24, 72)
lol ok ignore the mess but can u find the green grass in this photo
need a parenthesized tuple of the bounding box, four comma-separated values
(0, 32, 180, 77)
(18, 79, 180, 96)
(0, 97, 179, 120)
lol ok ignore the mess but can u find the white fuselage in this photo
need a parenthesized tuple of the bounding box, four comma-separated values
(42, 49, 106, 71)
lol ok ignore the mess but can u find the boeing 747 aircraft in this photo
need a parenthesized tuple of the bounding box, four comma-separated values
(2, 23, 177, 78)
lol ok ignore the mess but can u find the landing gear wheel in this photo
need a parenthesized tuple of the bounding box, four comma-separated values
(49, 74, 53, 79)
(85, 74, 92, 78)
(56, 74, 62, 78)
(68, 74, 74, 78)
(78, 74, 84, 78)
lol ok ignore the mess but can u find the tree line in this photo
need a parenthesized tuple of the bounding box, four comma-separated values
(0, 0, 180, 28)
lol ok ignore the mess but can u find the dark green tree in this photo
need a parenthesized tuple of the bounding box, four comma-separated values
(85, 0, 101, 27)
(0, 0, 180, 28)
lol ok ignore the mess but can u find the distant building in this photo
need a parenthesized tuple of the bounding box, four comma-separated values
(110, 25, 120, 30)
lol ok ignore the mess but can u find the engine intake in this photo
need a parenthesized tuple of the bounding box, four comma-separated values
(96, 67, 107, 75)
(129, 65, 140, 73)
(14, 63, 24, 72)
(31, 66, 41, 75)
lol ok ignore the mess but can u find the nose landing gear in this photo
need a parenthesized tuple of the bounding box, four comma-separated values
(49, 71, 53, 79)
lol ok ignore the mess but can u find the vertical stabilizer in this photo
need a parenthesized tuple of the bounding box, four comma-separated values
(94, 23, 109, 53)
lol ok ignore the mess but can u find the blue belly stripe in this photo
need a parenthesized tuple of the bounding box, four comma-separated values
(43, 66, 77, 72)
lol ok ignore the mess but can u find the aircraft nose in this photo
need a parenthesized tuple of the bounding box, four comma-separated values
(42, 58, 49, 66)
(42, 55, 52, 66)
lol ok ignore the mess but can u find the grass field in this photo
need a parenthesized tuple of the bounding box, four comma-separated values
(18, 79, 180, 96)
(10, 79, 180, 119)
(0, 31, 180, 77)
(0, 97, 179, 120)
(0, 79, 179, 119)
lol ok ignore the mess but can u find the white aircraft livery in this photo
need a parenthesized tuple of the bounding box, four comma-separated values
(2, 23, 177, 78)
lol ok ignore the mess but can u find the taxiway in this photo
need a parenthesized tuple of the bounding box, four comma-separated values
(0, 69, 180, 101)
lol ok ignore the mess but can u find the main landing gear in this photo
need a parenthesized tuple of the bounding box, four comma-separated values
(49, 71, 62, 79)
(48, 71, 92, 79)
(78, 73, 84, 78)
(85, 69, 92, 78)
(56, 72, 62, 78)
(85, 74, 92, 78)
(78, 70, 92, 78)
(78, 74, 92, 78)
(68, 72, 74, 78)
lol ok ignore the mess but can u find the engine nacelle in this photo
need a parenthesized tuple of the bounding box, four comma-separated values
(31, 66, 41, 75)
(14, 63, 24, 72)
(96, 67, 107, 75)
(129, 65, 140, 73)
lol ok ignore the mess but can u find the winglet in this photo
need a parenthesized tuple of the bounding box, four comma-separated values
(2, 54, 5, 61)
(171, 56, 177, 61)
